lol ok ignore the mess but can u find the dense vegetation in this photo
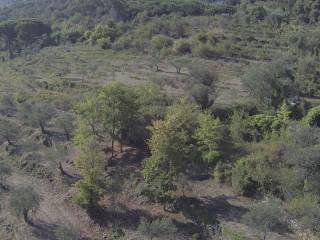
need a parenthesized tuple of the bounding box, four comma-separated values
(0, 0, 320, 239)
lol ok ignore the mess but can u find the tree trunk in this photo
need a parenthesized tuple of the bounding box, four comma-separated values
(6, 38, 14, 60)
(23, 209, 30, 224)
(111, 139, 114, 158)
(64, 127, 70, 141)
(120, 140, 123, 153)
(263, 230, 267, 240)
(39, 121, 46, 134)
(58, 161, 65, 175)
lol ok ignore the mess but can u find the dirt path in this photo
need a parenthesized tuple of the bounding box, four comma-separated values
(7, 172, 97, 240)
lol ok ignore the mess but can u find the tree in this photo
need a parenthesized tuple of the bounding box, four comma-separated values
(243, 198, 283, 240)
(0, 163, 11, 190)
(73, 138, 106, 210)
(19, 101, 55, 134)
(0, 117, 19, 145)
(56, 111, 75, 141)
(187, 62, 218, 109)
(143, 102, 198, 205)
(0, 19, 51, 59)
(150, 34, 173, 52)
(286, 125, 320, 195)
(242, 59, 295, 109)
(194, 111, 222, 170)
(288, 194, 320, 234)
(99, 82, 139, 156)
(137, 217, 177, 240)
(168, 56, 191, 74)
(0, 20, 18, 59)
(74, 95, 104, 146)
(10, 186, 40, 224)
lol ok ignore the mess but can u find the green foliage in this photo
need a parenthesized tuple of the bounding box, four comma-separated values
(303, 106, 320, 127)
(10, 186, 40, 223)
(229, 109, 254, 144)
(0, 19, 51, 58)
(150, 34, 173, 52)
(0, 117, 19, 145)
(73, 139, 105, 210)
(173, 39, 191, 54)
(285, 125, 320, 195)
(143, 101, 198, 202)
(19, 101, 55, 133)
(97, 37, 111, 49)
(98, 82, 140, 153)
(137, 217, 177, 240)
(232, 157, 257, 195)
(213, 161, 232, 184)
(88, 22, 120, 48)
(194, 111, 222, 166)
(0, 163, 11, 189)
(232, 144, 285, 195)
(243, 198, 283, 239)
(73, 176, 105, 210)
(133, 0, 205, 17)
(187, 62, 218, 109)
(75, 82, 140, 154)
(295, 56, 320, 97)
(288, 194, 320, 234)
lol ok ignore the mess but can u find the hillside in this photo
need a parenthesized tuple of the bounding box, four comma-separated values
(0, 0, 320, 240)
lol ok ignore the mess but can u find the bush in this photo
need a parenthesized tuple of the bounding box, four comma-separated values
(243, 198, 283, 239)
(231, 157, 257, 195)
(150, 34, 173, 51)
(97, 37, 111, 49)
(303, 106, 320, 127)
(288, 194, 320, 234)
(112, 35, 132, 50)
(193, 44, 219, 59)
(173, 39, 191, 54)
(10, 186, 40, 224)
(229, 109, 254, 144)
(213, 161, 232, 184)
(137, 217, 177, 239)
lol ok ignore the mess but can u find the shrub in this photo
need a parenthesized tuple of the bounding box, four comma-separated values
(97, 37, 111, 49)
(150, 34, 173, 51)
(213, 161, 232, 184)
(10, 186, 40, 224)
(173, 39, 191, 54)
(112, 35, 132, 50)
(303, 106, 320, 127)
(243, 198, 283, 240)
(288, 194, 320, 234)
(229, 110, 254, 144)
(168, 57, 191, 74)
(137, 217, 177, 240)
(231, 157, 257, 195)
(193, 44, 219, 59)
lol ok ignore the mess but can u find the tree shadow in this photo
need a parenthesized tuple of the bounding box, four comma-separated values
(87, 206, 153, 230)
(175, 194, 248, 224)
(31, 220, 90, 240)
(31, 220, 58, 240)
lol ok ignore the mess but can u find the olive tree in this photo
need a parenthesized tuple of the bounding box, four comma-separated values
(0, 163, 11, 190)
(10, 186, 40, 225)
(19, 101, 55, 134)
(0, 117, 19, 145)
(243, 198, 283, 240)
(137, 217, 177, 240)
